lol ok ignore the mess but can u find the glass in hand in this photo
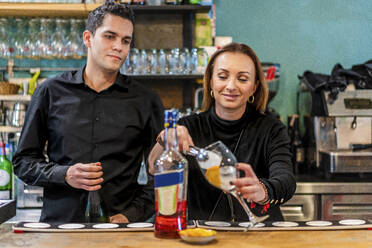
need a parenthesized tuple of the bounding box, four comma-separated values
(187, 141, 269, 225)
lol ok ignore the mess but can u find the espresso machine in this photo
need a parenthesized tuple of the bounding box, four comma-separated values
(314, 89, 372, 178)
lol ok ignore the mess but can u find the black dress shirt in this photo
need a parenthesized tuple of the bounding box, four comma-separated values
(13, 67, 164, 223)
(179, 104, 296, 221)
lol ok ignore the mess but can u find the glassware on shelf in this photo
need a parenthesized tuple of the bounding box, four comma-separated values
(67, 18, 85, 59)
(25, 18, 41, 59)
(168, 48, 180, 74)
(14, 18, 29, 59)
(51, 18, 68, 59)
(190, 48, 198, 74)
(179, 48, 190, 74)
(39, 18, 54, 59)
(157, 48, 167, 74)
(0, 18, 10, 58)
(147, 48, 157, 74)
(186, 141, 269, 225)
(138, 49, 148, 75)
(129, 48, 139, 74)
(120, 55, 130, 75)
(118, 47, 208, 76)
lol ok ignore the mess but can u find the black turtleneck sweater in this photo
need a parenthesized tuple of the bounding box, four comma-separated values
(178, 104, 296, 221)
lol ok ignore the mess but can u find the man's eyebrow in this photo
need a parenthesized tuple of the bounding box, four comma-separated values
(103, 30, 132, 40)
(104, 30, 117, 35)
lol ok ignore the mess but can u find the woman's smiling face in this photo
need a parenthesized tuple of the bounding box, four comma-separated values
(211, 51, 257, 119)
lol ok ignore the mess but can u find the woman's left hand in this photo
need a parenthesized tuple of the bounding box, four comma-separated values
(232, 163, 266, 203)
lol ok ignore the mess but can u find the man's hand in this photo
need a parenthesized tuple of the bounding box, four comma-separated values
(110, 213, 129, 223)
(65, 162, 103, 191)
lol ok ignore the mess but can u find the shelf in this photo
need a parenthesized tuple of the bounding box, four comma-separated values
(0, 95, 31, 102)
(0, 3, 88, 17)
(130, 74, 204, 80)
(0, 3, 211, 17)
(0, 126, 22, 133)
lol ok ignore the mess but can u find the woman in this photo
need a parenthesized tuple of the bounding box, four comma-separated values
(149, 42, 296, 221)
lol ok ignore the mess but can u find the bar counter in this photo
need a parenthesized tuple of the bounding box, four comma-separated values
(1, 223, 371, 248)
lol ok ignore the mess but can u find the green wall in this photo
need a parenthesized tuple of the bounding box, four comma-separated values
(214, 0, 372, 122)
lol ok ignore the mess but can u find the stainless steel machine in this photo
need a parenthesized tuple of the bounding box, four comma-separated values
(314, 89, 372, 178)
(16, 178, 43, 208)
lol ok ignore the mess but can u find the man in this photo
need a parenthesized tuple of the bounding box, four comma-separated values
(13, 2, 164, 223)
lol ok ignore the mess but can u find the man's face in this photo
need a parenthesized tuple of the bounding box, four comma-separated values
(84, 14, 133, 73)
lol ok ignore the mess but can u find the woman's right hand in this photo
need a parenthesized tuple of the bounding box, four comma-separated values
(149, 125, 194, 175)
(156, 125, 194, 153)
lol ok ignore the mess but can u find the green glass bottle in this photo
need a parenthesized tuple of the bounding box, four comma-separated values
(0, 142, 13, 200)
(84, 190, 109, 223)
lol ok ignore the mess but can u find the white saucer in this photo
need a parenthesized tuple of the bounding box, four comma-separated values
(23, 222, 51, 229)
(272, 221, 299, 227)
(126, 222, 153, 228)
(204, 221, 231, 227)
(238, 222, 265, 228)
(306, 221, 333, 227)
(92, 223, 119, 229)
(58, 223, 85, 229)
(339, 219, 366, 226)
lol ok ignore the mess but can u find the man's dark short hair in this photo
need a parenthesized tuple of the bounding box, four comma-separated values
(86, 0, 135, 35)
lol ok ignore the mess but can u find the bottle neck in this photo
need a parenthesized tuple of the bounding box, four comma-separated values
(164, 126, 178, 151)
(0, 145, 6, 157)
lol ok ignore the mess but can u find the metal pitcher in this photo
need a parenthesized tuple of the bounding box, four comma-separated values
(11, 102, 26, 127)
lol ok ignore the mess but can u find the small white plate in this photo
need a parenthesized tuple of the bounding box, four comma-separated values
(204, 221, 231, 227)
(238, 222, 253, 228)
(92, 223, 119, 229)
(339, 219, 366, 226)
(126, 222, 153, 228)
(272, 221, 299, 227)
(23, 222, 51, 229)
(58, 223, 85, 229)
(180, 234, 215, 244)
(306, 221, 333, 227)
(254, 223, 266, 228)
(238, 222, 265, 228)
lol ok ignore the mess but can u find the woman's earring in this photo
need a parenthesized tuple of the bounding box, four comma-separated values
(248, 95, 254, 103)
(210, 90, 214, 98)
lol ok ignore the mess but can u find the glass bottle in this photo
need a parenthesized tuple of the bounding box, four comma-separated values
(288, 115, 305, 174)
(154, 110, 188, 239)
(84, 190, 109, 223)
(0, 142, 13, 200)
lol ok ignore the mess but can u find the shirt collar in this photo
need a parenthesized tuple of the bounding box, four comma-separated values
(73, 66, 129, 90)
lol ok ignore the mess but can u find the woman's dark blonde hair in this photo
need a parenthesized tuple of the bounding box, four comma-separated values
(201, 42, 268, 113)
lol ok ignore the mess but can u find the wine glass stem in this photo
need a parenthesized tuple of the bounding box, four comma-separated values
(230, 191, 269, 225)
